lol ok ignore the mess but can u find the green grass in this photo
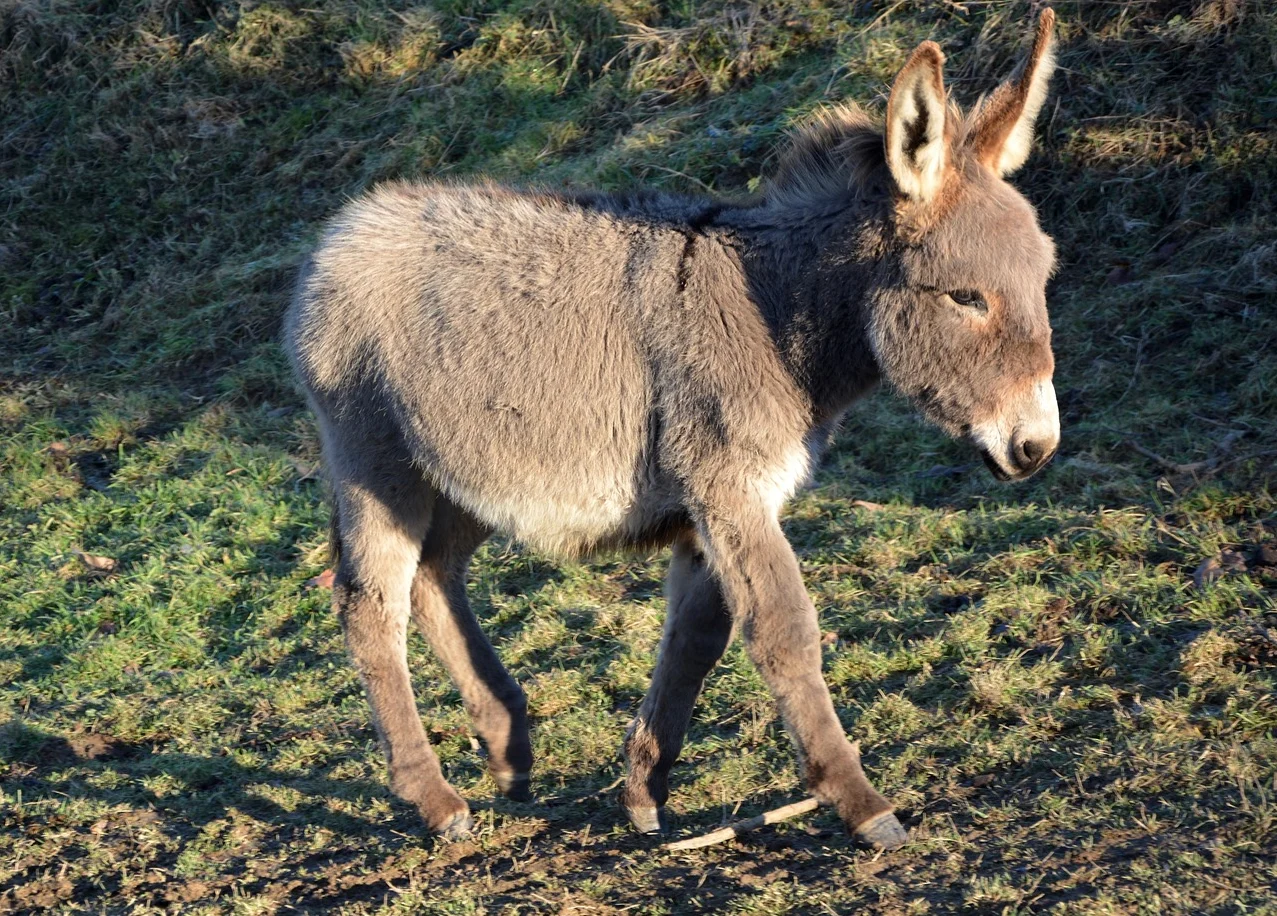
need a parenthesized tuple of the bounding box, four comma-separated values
(2, 0, 1276, 912)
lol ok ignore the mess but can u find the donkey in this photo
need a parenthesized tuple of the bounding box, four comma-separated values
(285, 10, 1061, 851)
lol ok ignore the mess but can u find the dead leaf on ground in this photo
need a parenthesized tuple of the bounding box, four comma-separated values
(1194, 557, 1222, 589)
(74, 550, 117, 574)
(1152, 241, 1181, 264)
(164, 881, 212, 905)
(306, 568, 336, 590)
(852, 500, 886, 511)
(1230, 623, 1277, 670)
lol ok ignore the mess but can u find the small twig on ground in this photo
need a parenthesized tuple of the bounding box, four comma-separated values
(663, 798, 820, 851)
(1125, 439, 1212, 475)
(1121, 428, 1247, 476)
(575, 774, 625, 803)
(1113, 325, 1150, 406)
(558, 40, 584, 94)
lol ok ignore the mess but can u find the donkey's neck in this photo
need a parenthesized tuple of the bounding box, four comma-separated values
(714, 196, 885, 424)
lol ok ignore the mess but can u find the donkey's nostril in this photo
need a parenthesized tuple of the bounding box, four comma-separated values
(1019, 439, 1044, 466)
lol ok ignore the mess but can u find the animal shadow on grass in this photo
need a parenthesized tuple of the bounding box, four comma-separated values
(2, 721, 811, 913)
(0, 721, 559, 911)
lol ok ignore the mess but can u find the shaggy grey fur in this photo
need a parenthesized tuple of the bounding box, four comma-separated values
(285, 12, 1060, 850)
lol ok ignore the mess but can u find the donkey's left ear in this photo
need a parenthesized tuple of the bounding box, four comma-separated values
(885, 40, 949, 203)
(968, 8, 1058, 176)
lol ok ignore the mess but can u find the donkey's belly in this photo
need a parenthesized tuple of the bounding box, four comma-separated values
(397, 383, 685, 557)
(444, 473, 638, 556)
(427, 466, 685, 556)
(396, 369, 662, 556)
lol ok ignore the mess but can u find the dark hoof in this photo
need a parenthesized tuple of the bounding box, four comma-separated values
(493, 770, 532, 802)
(624, 805, 666, 835)
(435, 810, 474, 841)
(853, 811, 908, 851)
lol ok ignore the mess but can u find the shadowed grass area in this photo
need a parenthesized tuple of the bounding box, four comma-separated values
(2, 0, 1275, 912)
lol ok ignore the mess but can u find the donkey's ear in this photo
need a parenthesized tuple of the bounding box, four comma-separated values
(885, 41, 949, 203)
(968, 8, 1058, 176)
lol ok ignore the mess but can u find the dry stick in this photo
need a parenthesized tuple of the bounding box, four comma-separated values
(1122, 428, 1248, 476)
(559, 40, 585, 95)
(663, 798, 821, 852)
(575, 774, 625, 803)
(1125, 438, 1213, 475)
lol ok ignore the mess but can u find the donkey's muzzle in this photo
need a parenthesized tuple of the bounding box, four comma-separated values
(974, 377, 1061, 481)
(981, 444, 1054, 481)
(1009, 432, 1057, 478)
(979, 436, 1057, 482)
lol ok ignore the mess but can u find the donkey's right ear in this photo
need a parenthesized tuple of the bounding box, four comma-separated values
(967, 9, 1057, 176)
(885, 41, 949, 204)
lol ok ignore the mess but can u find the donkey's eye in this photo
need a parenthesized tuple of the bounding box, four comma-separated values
(948, 290, 987, 312)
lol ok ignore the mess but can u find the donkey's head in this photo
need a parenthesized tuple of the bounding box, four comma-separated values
(866, 10, 1060, 481)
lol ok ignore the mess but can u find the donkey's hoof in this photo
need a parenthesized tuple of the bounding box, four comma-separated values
(493, 770, 532, 802)
(625, 805, 666, 835)
(852, 811, 908, 851)
(434, 810, 474, 841)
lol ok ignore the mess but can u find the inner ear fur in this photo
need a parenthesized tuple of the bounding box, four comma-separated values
(885, 41, 949, 203)
(968, 8, 1058, 176)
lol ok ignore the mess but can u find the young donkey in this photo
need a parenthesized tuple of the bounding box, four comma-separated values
(286, 11, 1060, 850)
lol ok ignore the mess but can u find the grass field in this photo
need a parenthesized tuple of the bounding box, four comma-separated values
(2, 0, 1276, 912)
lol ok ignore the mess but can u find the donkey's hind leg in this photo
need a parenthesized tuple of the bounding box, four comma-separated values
(621, 533, 733, 833)
(410, 498, 533, 801)
(331, 466, 472, 837)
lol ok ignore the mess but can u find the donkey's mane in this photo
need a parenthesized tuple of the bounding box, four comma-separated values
(766, 104, 888, 206)
(765, 100, 981, 209)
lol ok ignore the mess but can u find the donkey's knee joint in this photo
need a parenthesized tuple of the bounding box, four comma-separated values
(690, 631, 732, 666)
(667, 625, 731, 672)
(498, 681, 528, 716)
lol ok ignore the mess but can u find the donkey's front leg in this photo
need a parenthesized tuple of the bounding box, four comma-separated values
(698, 506, 908, 851)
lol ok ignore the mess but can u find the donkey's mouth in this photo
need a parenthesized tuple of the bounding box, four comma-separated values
(980, 449, 1013, 482)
